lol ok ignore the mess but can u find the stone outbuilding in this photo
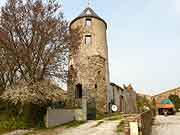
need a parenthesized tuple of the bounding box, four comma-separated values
(109, 83, 138, 113)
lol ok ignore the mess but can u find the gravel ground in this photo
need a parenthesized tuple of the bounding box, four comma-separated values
(2, 129, 33, 135)
(152, 113, 180, 135)
(57, 120, 119, 135)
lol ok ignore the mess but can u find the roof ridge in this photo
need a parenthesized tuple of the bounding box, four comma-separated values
(153, 86, 180, 97)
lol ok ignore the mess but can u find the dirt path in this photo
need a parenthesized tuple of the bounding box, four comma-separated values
(13, 120, 120, 135)
(152, 113, 180, 135)
(57, 120, 119, 135)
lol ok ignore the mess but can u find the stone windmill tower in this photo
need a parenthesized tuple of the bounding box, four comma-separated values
(68, 5, 110, 114)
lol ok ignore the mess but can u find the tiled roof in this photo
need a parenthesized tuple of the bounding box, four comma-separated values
(153, 87, 180, 97)
(110, 82, 124, 90)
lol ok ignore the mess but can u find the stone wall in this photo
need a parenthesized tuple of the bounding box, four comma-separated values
(140, 110, 154, 135)
(121, 110, 154, 135)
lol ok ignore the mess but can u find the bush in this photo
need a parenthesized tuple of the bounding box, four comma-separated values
(0, 114, 31, 131)
(116, 120, 125, 133)
(0, 104, 46, 132)
(0, 118, 16, 130)
(169, 95, 180, 111)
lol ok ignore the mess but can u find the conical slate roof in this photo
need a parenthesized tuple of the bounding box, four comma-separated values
(70, 7, 107, 28)
(78, 7, 99, 18)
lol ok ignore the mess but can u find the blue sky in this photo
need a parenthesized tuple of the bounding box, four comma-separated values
(0, 0, 180, 95)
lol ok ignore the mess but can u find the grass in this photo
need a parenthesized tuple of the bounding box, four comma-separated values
(64, 121, 86, 128)
(96, 112, 123, 120)
(24, 121, 86, 135)
(116, 120, 125, 133)
(24, 130, 54, 135)
(91, 120, 104, 128)
(106, 115, 123, 121)
(0, 111, 31, 134)
(105, 112, 123, 121)
(0, 129, 13, 135)
(96, 112, 107, 120)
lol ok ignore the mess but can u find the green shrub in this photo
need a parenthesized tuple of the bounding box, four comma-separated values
(64, 121, 85, 128)
(0, 105, 46, 132)
(0, 99, 49, 132)
(0, 118, 16, 130)
(0, 113, 32, 131)
(116, 120, 125, 133)
(96, 112, 107, 120)
(169, 95, 180, 111)
(91, 121, 104, 127)
(96, 111, 122, 120)
(107, 116, 122, 121)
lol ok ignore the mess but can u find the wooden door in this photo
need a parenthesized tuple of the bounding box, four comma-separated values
(119, 96, 123, 112)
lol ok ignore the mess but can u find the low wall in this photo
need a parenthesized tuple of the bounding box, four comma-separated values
(75, 109, 86, 121)
(45, 108, 74, 128)
(45, 108, 86, 128)
(121, 110, 155, 135)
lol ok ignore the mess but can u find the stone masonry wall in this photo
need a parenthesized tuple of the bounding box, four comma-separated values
(88, 55, 108, 113)
(68, 15, 110, 113)
(68, 55, 108, 113)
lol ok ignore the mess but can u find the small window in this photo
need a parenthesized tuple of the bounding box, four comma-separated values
(85, 35, 92, 45)
(86, 10, 91, 15)
(86, 18, 92, 27)
(69, 58, 74, 65)
(75, 84, 82, 98)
